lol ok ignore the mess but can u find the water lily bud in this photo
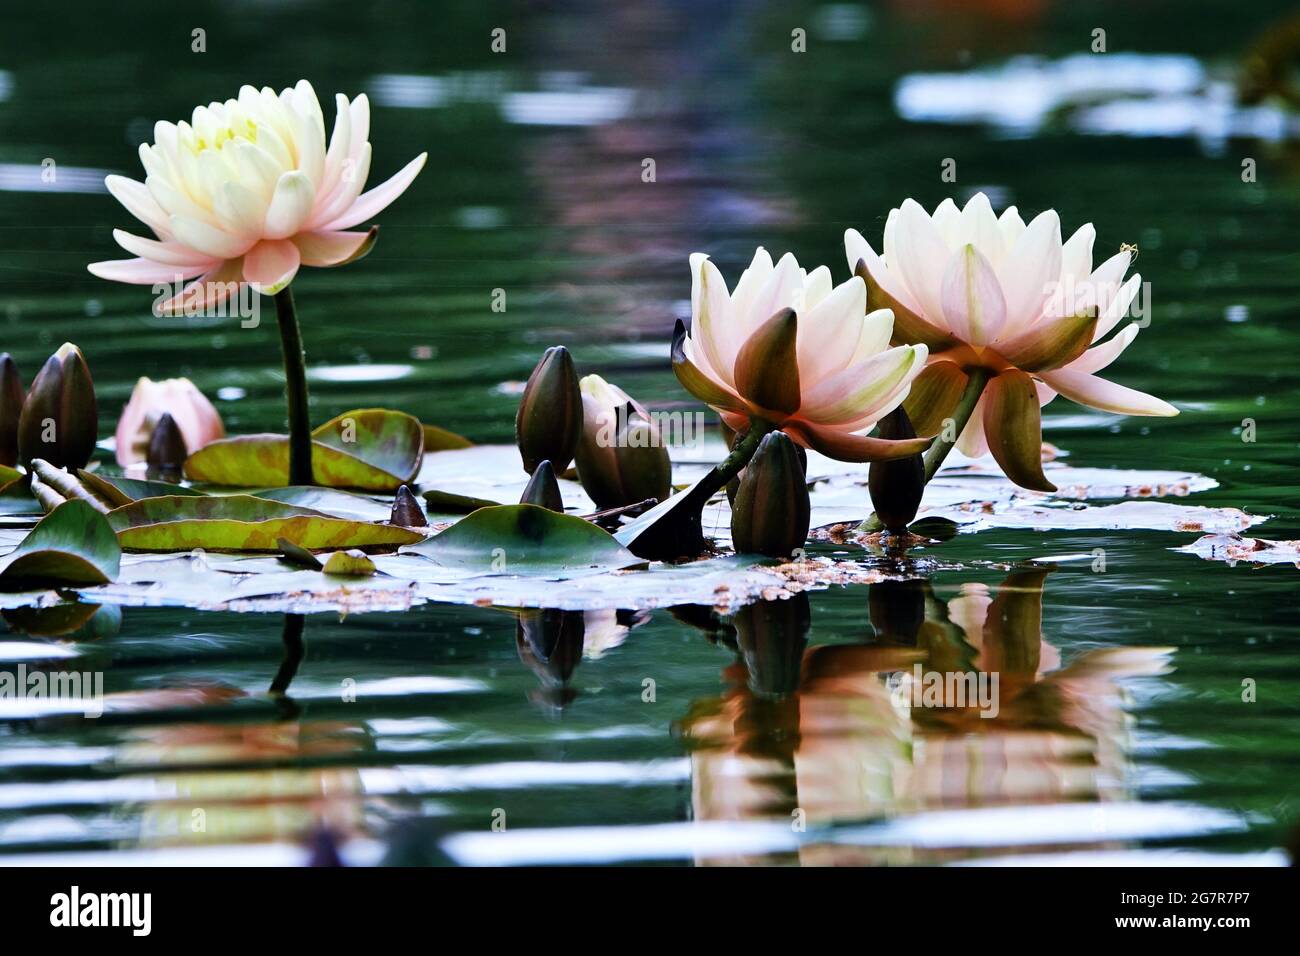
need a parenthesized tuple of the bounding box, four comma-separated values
(0, 354, 23, 467)
(574, 374, 672, 509)
(734, 594, 811, 697)
(520, 459, 564, 511)
(390, 485, 428, 527)
(730, 431, 810, 558)
(867, 406, 925, 534)
(146, 413, 187, 480)
(515, 346, 581, 475)
(18, 343, 98, 469)
(116, 376, 224, 467)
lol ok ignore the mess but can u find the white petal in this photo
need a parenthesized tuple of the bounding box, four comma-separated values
(263, 171, 317, 239)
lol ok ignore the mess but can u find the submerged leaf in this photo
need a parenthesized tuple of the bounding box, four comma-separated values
(422, 488, 502, 515)
(410, 503, 640, 575)
(0, 499, 121, 587)
(107, 495, 425, 552)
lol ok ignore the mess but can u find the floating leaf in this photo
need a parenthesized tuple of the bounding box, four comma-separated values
(255, 486, 393, 523)
(312, 408, 424, 483)
(410, 503, 641, 575)
(322, 550, 377, 576)
(76, 469, 206, 506)
(422, 423, 473, 451)
(107, 495, 425, 552)
(613, 472, 717, 560)
(184, 408, 424, 490)
(422, 489, 502, 515)
(0, 499, 121, 587)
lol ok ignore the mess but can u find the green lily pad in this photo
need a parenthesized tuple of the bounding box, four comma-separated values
(106, 495, 425, 553)
(0, 499, 121, 587)
(410, 503, 641, 576)
(422, 423, 473, 451)
(183, 408, 425, 491)
(422, 488, 502, 514)
(255, 486, 393, 522)
(322, 549, 377, 576)
(313, 408, 424, 482)
(76, 469, 206, 506)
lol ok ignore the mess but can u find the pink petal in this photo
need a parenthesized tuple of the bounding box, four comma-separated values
(87, 257, 208, 285)
(940, 243, 1007, 345)
(1038, 367, 1178, 416)
(242, 239, 301, 294)
(105, 175, 172, 239)
(892, 198, 952, 326)
(154, 259, 245, 315)
(316, 152, 427, 232)
(292, 227, 378, 267)
(112, 229, 218, 268)
(1067, 324, 1140, 375)
(997, 209, 1061, 339)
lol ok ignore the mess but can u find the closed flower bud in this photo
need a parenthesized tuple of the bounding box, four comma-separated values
(18, 343, 98, 469)
(574, 374, 672, 509)
(515, 346, 581, 475)
(730, 431, 810, 558)
(116, 376, 224, 467)
(867, 406, 925, 534)
(390, 485, 428, 527)
(520, 459, 564, 512)
(0, 354, 24, 467)
(146, 412, 188, 479)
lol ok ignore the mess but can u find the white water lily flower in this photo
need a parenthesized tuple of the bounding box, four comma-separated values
(88, 79, 427, 312)
(846, 193, 1177, 489)
(672, 247, 930, 462)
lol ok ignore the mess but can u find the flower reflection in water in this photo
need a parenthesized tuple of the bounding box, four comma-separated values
(514, 608, 649, 712)
(678, 570, 1172, 864)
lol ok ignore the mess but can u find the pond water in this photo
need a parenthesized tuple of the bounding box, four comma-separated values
(0, 0, 1297, 864)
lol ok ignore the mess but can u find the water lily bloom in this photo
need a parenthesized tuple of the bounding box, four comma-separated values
(87, 79, 427, 312)
(846, 194, 1177, 490)
(673, 249, 930, 462)
(115, 377, 225, 467)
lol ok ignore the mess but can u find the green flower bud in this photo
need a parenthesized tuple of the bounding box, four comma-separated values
(867, 405, 924, 534)
(390, 485, 428, 527)
(17, 343, 98, 469)
(574, 374, 671, 509)
(730, 431, 810, 558)
(515, 346, 581, 475)
(145, 412, 187, 480)
(520, 459, 564, 512)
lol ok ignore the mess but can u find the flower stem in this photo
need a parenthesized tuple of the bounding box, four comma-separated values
(273, 286, 314, 486)
(700, 417, 775, 500)
(858, 367, 990, 533)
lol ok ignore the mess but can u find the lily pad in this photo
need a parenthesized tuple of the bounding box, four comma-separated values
(322, 550, 377, 576)
(423, 488, 503, 515)
(255, 486, 394, 522)
(410, 503, 641, 575)
(184, 408, 424, 491)
(76, 469, 206, 506)
(422, 423, 473, 451)
(0, 500, 121, 587)
(313, 408, 424, 483)
(106, 495, 425, 552)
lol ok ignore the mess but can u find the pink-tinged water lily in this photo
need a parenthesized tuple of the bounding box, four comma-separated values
(115, 377, 225, 467)
(846, 194, 1178, 491)
(87, 79, 427, 312)
(673, 248, 930, 462)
